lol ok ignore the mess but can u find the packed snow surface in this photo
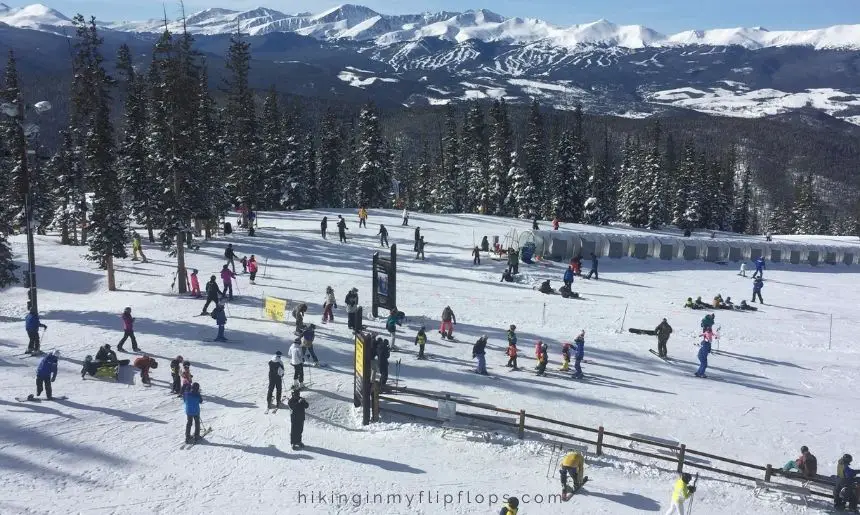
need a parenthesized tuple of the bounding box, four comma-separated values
(2, 210, 859, 514)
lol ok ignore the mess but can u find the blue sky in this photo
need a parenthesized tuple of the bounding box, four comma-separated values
(22, 0, 860, 33)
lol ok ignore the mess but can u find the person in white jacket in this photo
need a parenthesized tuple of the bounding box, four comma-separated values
(322, 286, 336, 324)
(289, 338, 304, 388)
(739, 262, 747, 277)
(401, 208, 409, 226)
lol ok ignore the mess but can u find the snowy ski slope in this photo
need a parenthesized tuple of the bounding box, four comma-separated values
(1, 209, 859, 514)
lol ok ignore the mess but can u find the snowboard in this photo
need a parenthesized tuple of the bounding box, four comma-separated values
(562, 477, 589, 501)
(181, 427, 213, 449)
(629, 328, 657, 336)
(16, 395, 67, 402)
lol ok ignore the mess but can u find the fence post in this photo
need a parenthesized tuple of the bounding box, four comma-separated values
(518, 410, 526, 439)
(596, 426, 605, 456)
(676, 444, 686, 473)
(765, 464, 773, 482)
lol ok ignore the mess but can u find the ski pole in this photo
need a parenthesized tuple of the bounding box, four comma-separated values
(688, 472, 699, 515)
(233, 277, 240, 296)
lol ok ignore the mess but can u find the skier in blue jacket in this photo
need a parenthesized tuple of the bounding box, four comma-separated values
(212, 303, 227, 342)
(183, 382, 203, 443)
(34, 350, 60, 400)
(752, 257, 765, 279)
(25, 308, 47, 355)
(695, 338, 711, 377)
(563, 266, 574, 288)
(572, 331, 585, 379)
(752, 278, 764, 304)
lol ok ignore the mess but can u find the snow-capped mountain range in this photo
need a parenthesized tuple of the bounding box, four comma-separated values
(1, 3, 859, 50)
(2, 3, 860, 124)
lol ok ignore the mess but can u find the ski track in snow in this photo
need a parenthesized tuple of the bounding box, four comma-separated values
(1, 209, 859, 514)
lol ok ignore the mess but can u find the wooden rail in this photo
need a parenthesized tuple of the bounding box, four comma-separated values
(376, 390, 835, 501)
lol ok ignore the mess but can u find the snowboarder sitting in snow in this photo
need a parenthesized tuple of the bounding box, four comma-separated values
(538, 280, 555, 294)
(738, 300, 758, 311)
(415, 326, 427, 359)
(835, 454, 860, 512)
(684, 297, 696, 309)
(500, 268, 514, 283)
(782, 446, 817, 478)
(695, 296, 710, 309)
(559, 284, 579, 298)
(723, 296, 735, 309)
(713, 294, 725, 309)
(133, 355, 157, 385)
(559, 450, 586, 492)
(95, 343, 118, 363)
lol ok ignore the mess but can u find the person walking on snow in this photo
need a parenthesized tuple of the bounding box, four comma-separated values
(201, 275, 221, 315)
(472, 335, 488, 375)
(224, 244, 237, 273)
(358, 207, 368, 228)
(586, 253, 599, 280)
(183, 382, 203, 444)
(131, 232, 148, 263)
(385, 309, 402, 349)
(506, 340, 519, 370)
(288, 388, 309, 450)
(212, 302, 228, 342)
(695, 336, 711, 377)
(33, 350, 59, 400)
(248, 255, 258, 284)
(322, 286, 337, 324)
(289, 338, 305, 388)
(664, 473, 695, 515)
(25, 308, 47, 355)
(401, 208, 409, 226)
(267, 352, 285, 408)
(415, 236, 426, 260)
(320, 216, 328, 239)
(240, 256, 248, 274)
(415, 326, 427, 359)
(337, 215, 348, 243)
(345, 288, 359, 330)
(133, 355, 157, 385)
(752, 256, 765, 279)
(220, 265, 236, 300)
(189, 269, 201, 297)
(118, 307, 140, 352)
(414, 227, 421, 251)
(655, 318, 673, 358)
(170, 355, 184, 394)
(572, 331, 585, 379)
(752, 277, 764, 304)
(507, 248, 519, 275)
(481, 235, 489, 252)
(301, 324, 320, 366)
(472, 246, 481, 265)
(377, 224, 389, 247)
(439, 306, 456, 340)
(739, 262, 747, 277)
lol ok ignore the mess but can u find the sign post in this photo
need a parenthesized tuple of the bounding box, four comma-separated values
(372, 244, 397, 318)
(353, 332, 372, 425)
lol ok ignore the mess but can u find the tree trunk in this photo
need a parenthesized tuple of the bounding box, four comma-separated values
(80, 196, 88, 245)
(60, 208, 70, 245)
(106, 254, 116, 291)
(176, 232, 187, 294)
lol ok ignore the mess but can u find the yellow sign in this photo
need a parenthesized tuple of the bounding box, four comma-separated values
(263, 297, 287, 322)
(355, 335, 364, 377)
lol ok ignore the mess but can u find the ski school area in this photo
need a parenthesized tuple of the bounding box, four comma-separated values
(1, 208, 860, 514)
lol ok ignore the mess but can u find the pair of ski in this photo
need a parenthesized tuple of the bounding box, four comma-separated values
(15, 395, 68, 402)
(462, 368, 500, 379)
(180, 427, 213, 449)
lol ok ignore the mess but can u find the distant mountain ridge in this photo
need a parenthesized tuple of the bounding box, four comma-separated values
(1, 3, 859, 50)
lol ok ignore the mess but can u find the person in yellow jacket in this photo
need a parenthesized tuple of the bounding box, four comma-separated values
(664, 472, 695, 515)
(358, 207, 368, 228)
(498, 496, 518, 515)
(131, 232, 147, 263)
(560, 451, 586, 491)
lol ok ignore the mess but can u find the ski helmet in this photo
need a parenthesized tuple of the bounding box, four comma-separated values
(508, 497, 519, 508)
(124, 307, 131, 313)
(183, 361, 190, 368)
(510, 324, 516, 330)
(843, 454, 853, 465)
(682, 473, 692, 483)
(51, 350, 61, 357)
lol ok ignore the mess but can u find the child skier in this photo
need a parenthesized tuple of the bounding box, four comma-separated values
(415, 326, 427, 359)
(133, 354, 157, 385)
(179, 361, 193, 396)
(506, 340, 518, 370)
(472, 335, 488, 375)
(240, 255, 248, 274)
(248, 255, 258, 284)
(739, 262, 747, 277)
(572, 331, 585, 379)
(535, 342, 549, 376)
(290, 338, 304, 389)
(118, 307, 139, 352)
(170, 355, 184, 394)
(439, 306, 456, 340)
(293, 303, 308, 334)
(189, 269, 201, 297)
(183, 382, 203, 444)
(664, 473, 695, 515)
(386, 309, 401, 349)
(322, 286, 336, 323)
(301, 324, 320, 366)
(560, 342, 572, 371)
(212, 302, 227, 342)
(695, 337, 711, 378)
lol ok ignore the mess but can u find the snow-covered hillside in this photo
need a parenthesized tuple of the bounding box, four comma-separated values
(1, 210, 859, 514)
(2, 2, 859, 50)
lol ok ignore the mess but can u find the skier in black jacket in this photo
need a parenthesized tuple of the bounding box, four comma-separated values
(224, 244, 237, 273)
(288, 388, 309, 450)
(377, 339, 391, 387)
(377, 225, 389, 247)
(414, 227, 421, 251)
(320, 216, 328, 239)
(200, 276, 221, 315)
(337, 215, 348, 243)
(267, 352, 285, 408)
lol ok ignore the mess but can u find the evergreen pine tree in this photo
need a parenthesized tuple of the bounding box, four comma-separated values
(733, 166, 752, 234)
(462, 103, 488, 213)
(672, 143, 696, 228)
(487, 99, 512, 215)
(192, 64, 230, 237)
(73, 17, 127, 290)
(355, 102, 387, 208)
(551, 130, 582, 222)
(223, 31, 260, 210)
(506, 152, 536, 218)
(280, 112, 304, 210)
(644, 121, 666, 229)
(585, 126, 611, 225)
(316, 110, 342, 208)
(302, 132, 318, 208)
(260, 87, 286, 209)
(792, 174, 825, 234)
(522, 100, 546, 215)
(439, 106, 460, 213)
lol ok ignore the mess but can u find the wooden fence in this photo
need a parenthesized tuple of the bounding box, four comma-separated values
(374, 387, 837, 501)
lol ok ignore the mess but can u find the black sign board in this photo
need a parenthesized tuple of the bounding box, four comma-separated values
(372, 244, 397, 318)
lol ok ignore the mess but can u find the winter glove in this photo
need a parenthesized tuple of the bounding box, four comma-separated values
(688, 486, 696, 493)
(51, 375, 56, 382)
